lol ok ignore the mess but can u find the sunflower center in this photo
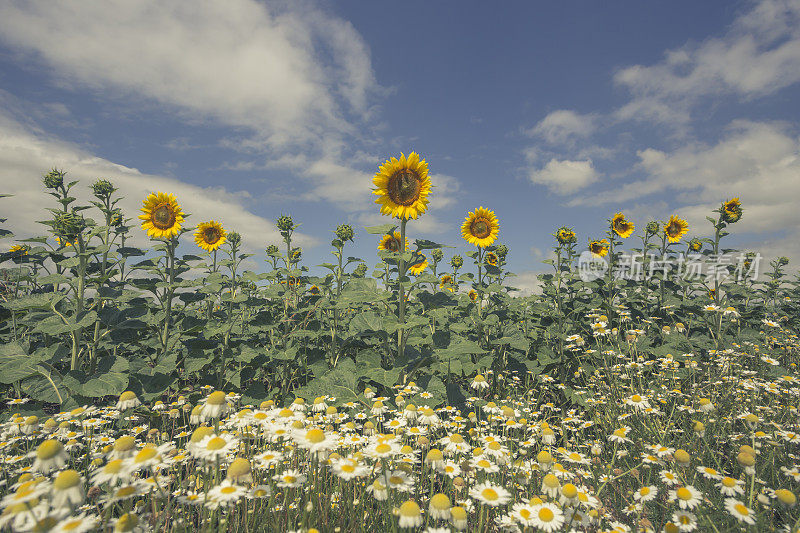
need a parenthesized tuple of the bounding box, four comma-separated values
(152, 204, 176, 230)
(388, 169, 422, 206)
(470, 218, 491, 239)
(204, 227, 221, 244)
(386, 238, 400, 252)
(667, 222, 680, 235)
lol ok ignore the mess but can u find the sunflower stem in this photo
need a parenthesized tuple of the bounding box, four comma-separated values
(397, 219, 407, 366)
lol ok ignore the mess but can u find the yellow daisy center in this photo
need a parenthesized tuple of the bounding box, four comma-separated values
(676, 487, 691, 500)
(539, 507, 555, 522)
(481, 488, 498, 501)
(734, 503, 749, 515)
(206, 437, 227, 451)
(306, 429, 325, 444)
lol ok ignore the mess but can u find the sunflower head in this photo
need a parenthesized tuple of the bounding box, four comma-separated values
(378, 232, 409, 254)
(664, 216, 689, 243)
(468, 289, 478, 302)
(485, 252, 499, 267)
(721, 197, 742, 223)
(688, 238, 702, 252)
(9, 244, 29, 257)
(439, 274, 452, 288)
(373, 152, 432, 220)
(589, 239, 609, 258)
(54, 212, 85, 242)
(139, 192, 184, 239)
(461, 207, 499, 248)
(407, 254, 428, 276)
(194, 220, 226, 252)
(611, 213, 635, 238)
(266, 245, 280, 257)
(645, 221, 660, 235)
(450, 255, 463, 269)
(431, 249, 443, 263)
(308, 285, 320, 296)
(555, 227, 576, 245)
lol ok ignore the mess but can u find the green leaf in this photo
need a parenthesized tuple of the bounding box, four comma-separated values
(365, 223, 397, 235)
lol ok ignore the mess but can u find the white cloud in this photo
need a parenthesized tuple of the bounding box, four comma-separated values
(0, 0, 380, 153)
(526, 110, 597, 146)
(528, 158, 599, 194)
(0, 111, 316, 254)
(614, 0, 800, 116)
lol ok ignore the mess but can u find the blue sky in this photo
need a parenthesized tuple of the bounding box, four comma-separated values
(0, 0, 799, 292)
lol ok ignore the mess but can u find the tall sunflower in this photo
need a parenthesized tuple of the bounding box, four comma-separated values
(461, 207, 499, 248)
(664, 215, 689, 243)
(139, 192, 184, 239)
(722, 197, 743, 223)
(378, 232, 409, 253)
(611, 213, 635, 238)
(372, 152, 432, 220)
(589, 239, 609, 258)
(485, 252, 499, 266)
(194, 220, 227, 252)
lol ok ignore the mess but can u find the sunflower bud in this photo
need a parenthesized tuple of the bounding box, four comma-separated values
(721, 198, 743, 224)
(91, 179, 116, 199)
(646, 221, 659, 235)
(495, 244, 509, 259)
(276, 215, 294, 234)
(335, 224, 354, 242)
(431, 248, 443, 263)
(290, 248, 302, 262)
(227, 232, 241, 247)
(779, 256, 790, 266)
(352, 263, 368, 278)
(43, 168, 65, 189)
(266, 244, 279, 256)
(54, 212, 84, 240)
(110, 211, 124, 227)
(450, 255, 463, 269)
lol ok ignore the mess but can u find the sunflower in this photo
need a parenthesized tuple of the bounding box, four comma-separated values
(439, 274, 453, 288)
(308, 285, 320, 296)
(485, 252, 498, 266)
(372, 152, 432, 220)
(589, 239, 609, 258)
(407, 254, 428, 276)
(461, 207, 499, 248)
(378, 232, 409, 253)
(611, 213, 635, 238)
(55, 236, 73, 248)
(722, 197, 742, 223)
(664, 216, 689, 243)
(139, 192, 184, 239)
(9, 244, 29, 256)
(555, 227, 576, 245)
(468, 289, 478, 302)
(194, 220, 226, 252)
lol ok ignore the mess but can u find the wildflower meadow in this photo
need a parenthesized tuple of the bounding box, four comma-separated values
(1, 158, 799, 533)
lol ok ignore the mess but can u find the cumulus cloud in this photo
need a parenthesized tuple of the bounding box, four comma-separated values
(614, 0, 800, 120)
(0, 111, 316, 254)
(0, 0, 380, 152)
(526, 110, 598, 146)
(527, 158, 599, 195)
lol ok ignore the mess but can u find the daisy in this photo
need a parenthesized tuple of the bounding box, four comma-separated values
(116, 391, 141, 411)
(669, 485, 702, 510)
(367, 478, 389, 501)
(51, 513, 99, 533)
(450, 506, 468, 531)
(384, 470, 415, 493)
(274, 469, 306, 489)
(428, 493, 452, 520)
(696, 465, 722, 480)
(255, 450, 283, 468)
(510, 502, 537, 527)
(470, 481, 512, 506)
(724, 498, 755, 525)
(529, 502, 565, 532)
(295, 427, 338, 455)
(470, 457, 500, 473)
(207, 481, 247, 507)
(193, 433, 238, 462)
(608, 426, 632, 444)
(51, 469, 85, 509)
(716, 476, 745, 497)
(398, 500, 423, 529)
(660, 470, 680, 486)
(331, 457, 369, 480)
(200, 391, 231, 421)
(31, 439, 68, 474)
(471, 374, 490, 390)
(633, 485, 657, 503)
(624, 394, 650, 411)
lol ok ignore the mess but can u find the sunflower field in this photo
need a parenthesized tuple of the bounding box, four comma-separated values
(0, 156, 799, 532)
